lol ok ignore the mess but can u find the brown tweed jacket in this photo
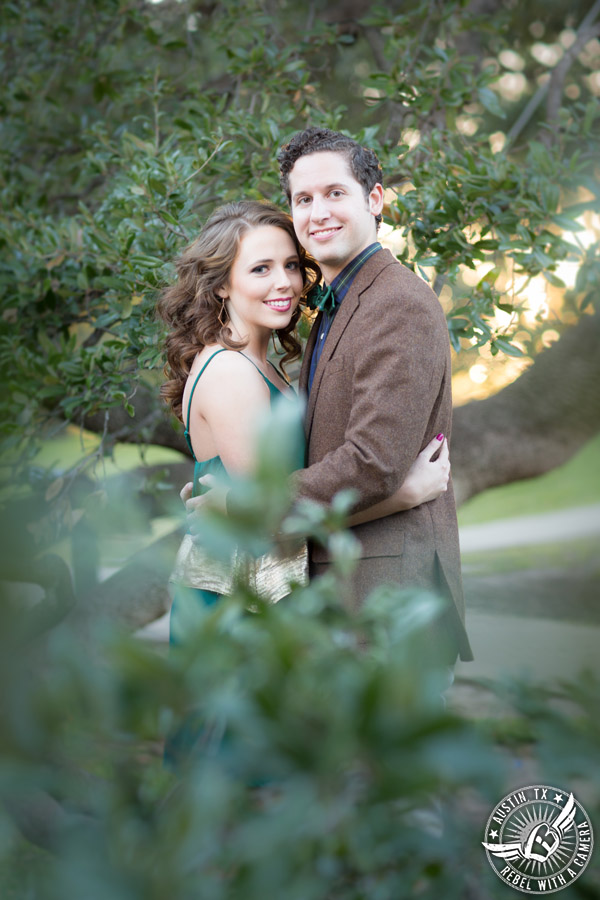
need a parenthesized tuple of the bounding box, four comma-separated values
(294, 248, 472, 662)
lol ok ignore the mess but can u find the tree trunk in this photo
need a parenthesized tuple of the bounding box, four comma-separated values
(83, 389, 188, 455)
(451, 311, 600, 505)
(69, 527, 184, 633)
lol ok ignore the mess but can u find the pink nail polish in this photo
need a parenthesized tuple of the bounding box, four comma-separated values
(436, 433, 444, 441)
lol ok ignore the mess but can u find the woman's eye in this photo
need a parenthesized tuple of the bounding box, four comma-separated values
(287, 261, 300, 270)
(252, 265, 268, 274)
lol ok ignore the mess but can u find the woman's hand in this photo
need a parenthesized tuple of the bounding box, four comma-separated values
(179, 482, 194, 505)
(399, 434, 450, 507)
(180, 475, 229, 536)
(347, 434, 450, 526)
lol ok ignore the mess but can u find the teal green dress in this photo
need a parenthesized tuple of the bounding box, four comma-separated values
(169, 348, 298, 640)
(165, 349, 301, 769)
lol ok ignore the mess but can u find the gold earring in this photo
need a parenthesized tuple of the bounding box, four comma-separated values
(218, 299, 228, 327)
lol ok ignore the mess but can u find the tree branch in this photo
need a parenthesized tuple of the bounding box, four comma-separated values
(451, 310, 600, 505)
(70, 528, 182, 632)
(82, 386, 188, 454)
(507, 0, 600, 147)
(544, 20, 600, 142)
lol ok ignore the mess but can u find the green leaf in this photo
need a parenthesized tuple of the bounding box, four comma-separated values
(448, 317, 471, 331)
(551, 214, 586, 233)
(493, 337, 524, 357)
(477, 267, 500, 287)
(129, 254, 164, 268)
(160, 210, 180, 226)
(542, 271, 565, 288)
(477, 87, 505, 118)
(148, 178, 167, 197)
(528, 141, 553, 175)
(449, 330, 462, 352)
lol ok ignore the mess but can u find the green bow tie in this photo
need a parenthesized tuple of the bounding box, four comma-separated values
(306, 283, 337, 315)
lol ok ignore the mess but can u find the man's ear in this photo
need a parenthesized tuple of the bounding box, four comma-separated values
(369, 183, 384, 217)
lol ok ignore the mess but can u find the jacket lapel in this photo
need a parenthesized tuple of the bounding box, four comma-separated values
(299, 311, 321, 394)
(304, 291, 360, 437)
(303, 249, 395, 439)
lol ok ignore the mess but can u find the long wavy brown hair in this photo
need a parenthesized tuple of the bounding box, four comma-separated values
(158, 200, 321, 421)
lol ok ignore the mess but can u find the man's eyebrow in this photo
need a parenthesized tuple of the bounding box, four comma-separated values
(291, 182, 349, 201)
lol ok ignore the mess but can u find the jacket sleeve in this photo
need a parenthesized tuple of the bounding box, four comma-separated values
(292, 274, 450, 512)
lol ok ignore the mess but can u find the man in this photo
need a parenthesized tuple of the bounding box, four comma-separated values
(277, 127, 472, 664)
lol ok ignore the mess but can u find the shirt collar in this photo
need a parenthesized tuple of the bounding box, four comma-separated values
(329, 242, 382, 306)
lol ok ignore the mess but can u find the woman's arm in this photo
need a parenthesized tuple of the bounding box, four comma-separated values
(348, 435, 450, 527)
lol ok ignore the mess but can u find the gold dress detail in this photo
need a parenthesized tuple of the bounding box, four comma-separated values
(170, 533, 308, 604)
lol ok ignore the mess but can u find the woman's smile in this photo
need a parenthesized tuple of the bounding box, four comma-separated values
(264, 297, 293, 311)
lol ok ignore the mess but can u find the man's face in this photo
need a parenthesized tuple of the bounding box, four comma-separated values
(288, 151, 384, 282)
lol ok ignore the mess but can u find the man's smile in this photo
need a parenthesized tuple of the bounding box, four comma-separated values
(309, 226, 342, 239)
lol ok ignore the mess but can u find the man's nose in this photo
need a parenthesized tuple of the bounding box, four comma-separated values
(310, 196, 330, 221)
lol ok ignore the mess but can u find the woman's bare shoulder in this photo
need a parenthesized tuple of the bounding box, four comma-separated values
(185, 347, 267, 405)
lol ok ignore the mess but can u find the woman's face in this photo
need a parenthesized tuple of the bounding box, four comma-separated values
(221, 225, 303, 337)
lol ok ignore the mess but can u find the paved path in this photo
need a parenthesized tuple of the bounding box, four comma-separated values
(454, 611, 600, 683)
(459, 503, 600, 553)
(457, 504, 600, 686)
(138, 504, 600, 688)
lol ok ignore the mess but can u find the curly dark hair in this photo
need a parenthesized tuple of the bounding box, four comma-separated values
(158, 200, 321, 421)
(277, 127, 384, 227)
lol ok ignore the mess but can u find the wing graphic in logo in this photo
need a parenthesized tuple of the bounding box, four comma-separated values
(483, 794, 577, 864)
(553, 793, 576, 836)
(482, 839, 524, 860)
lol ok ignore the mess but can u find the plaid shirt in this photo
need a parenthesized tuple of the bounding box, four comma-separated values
(307, 242, 382, 393)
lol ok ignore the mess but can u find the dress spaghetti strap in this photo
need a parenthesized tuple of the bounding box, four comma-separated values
(184, 348, 227, 458)
(239, 351, 290, 391)
(266, 357, 290, 385)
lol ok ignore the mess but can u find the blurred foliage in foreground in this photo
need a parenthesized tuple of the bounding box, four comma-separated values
(1, 404, 599, 899)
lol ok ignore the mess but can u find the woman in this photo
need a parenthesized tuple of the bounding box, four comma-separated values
(159, 200, 450, 635)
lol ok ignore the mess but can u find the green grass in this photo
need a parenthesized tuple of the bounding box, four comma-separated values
(34, 424, 185, 478)
(461, 536, 599, 574)
(458, 432, 600, 526)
